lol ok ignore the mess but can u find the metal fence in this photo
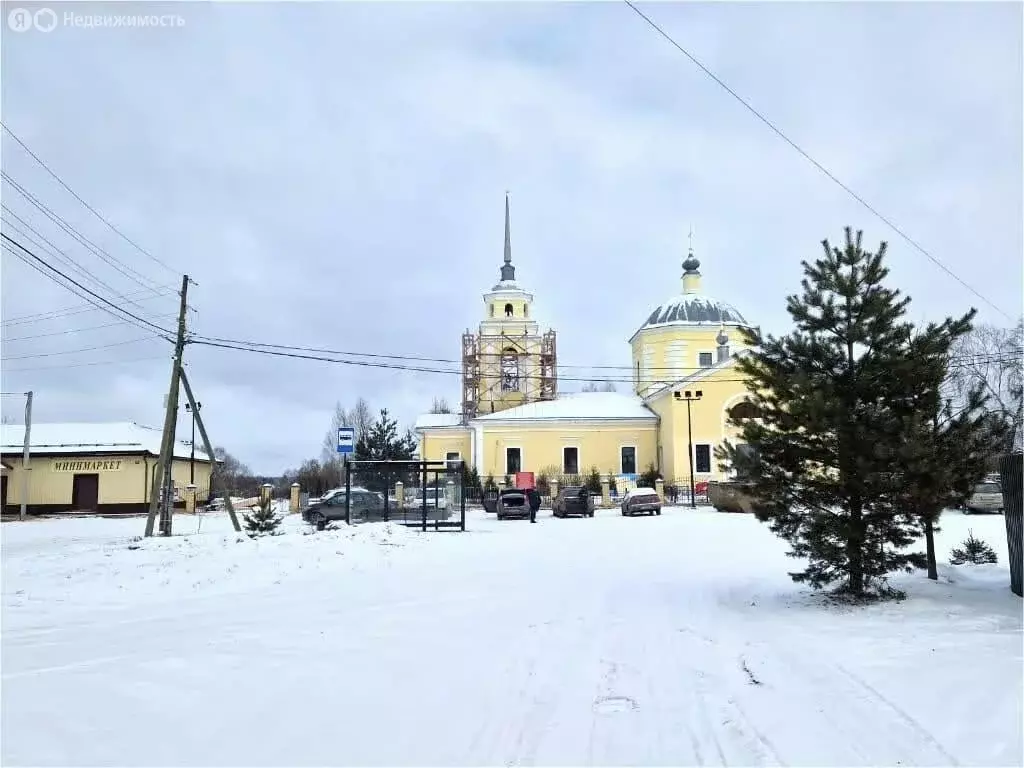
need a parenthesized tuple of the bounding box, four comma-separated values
(344, 459, 466, 532)
(1000, 452, 1022, 597)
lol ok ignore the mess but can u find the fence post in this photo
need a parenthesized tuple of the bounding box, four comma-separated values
(999, 452, 1022, 597)
(549, 478, 559, 503)
(185, 484, 197, 514)
(655, 478, 665, 502)
(260, 483, 273, 508)
(290, 482, 300, 514)
(601, 474, 611, 508)
(395, 481, 404, 510)
(446, 480, 455, 520)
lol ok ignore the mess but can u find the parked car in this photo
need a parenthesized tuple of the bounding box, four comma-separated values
(621, 487, 662, 517)
(496, 488, 531, 520)
(552, 486, 595, 518)
(964, 480, 1004, 514)
(302, 489, 386, 530)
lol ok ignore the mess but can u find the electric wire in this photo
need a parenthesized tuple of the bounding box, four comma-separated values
(1, 233, 175, 339)
(1, 336, 160, 361)
(2, 171, 170, 294)
(1, 122, 179, 276)
(1, 207, 171, 319)
(622, 0, 1013, 322)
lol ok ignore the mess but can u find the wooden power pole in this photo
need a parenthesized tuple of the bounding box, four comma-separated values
(180, 368, 242, 533)
(145, 275, 190, 537)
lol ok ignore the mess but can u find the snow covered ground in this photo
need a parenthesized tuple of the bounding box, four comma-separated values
(2, 506, 1021, 766)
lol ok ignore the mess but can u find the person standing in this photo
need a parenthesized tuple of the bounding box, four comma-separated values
(527, 487, 541, 523)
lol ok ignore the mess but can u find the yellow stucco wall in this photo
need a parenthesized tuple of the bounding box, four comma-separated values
(478, 421, 658, 480)
(647, 367, 753, 482)
(0, 454, 214, 506)
(419, 430, 472, 467)
(630, 324, 747, 398)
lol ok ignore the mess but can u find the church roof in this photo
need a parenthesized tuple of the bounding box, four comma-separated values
(473, 391, 657, 422)
(639, 292, 748, 331)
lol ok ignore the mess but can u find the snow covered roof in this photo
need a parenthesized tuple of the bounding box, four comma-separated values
(0, 422, 212, 461)
(473, 392, 657, 422)
(413, 413, 465, 430)
(635, 293, 748, 336)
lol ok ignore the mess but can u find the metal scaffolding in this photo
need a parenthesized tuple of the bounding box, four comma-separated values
(461, 328, 557, 423)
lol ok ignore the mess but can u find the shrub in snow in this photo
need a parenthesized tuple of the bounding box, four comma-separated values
(949, 530, 998, 565)
(243, 497, 282, 537)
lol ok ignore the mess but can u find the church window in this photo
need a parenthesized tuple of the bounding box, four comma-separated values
(728, 400, 760, 421)
(563, 446, 579, 475)
(446, 451, 462, 473)
(489, 304, 494, 317)
(698, 352, 714, 368)
(694, 444, 712, 474)
(523, 304, 528, 318)
(504, 303, 514, 317)
(500, 347, 520, 391)
(620, 446, 637, 475)
(505, 447, 522, 475)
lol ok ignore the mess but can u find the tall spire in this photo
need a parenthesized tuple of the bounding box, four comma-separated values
(500, 191, 515, 281)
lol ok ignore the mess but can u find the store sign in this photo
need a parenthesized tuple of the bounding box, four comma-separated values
(52, 459, 125, 472)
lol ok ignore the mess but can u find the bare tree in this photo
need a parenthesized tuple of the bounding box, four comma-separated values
(430, 397, 452, 414)
(949, 320, 1023, 451)
(321, 397, 375, 464)
(580, 380, 616, 393)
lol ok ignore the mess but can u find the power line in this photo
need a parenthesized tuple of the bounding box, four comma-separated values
(189, 331, 1019, 374)
(2, 171, 170, 294)
(1, 321, 136, 342)
(1, 335, 159, 361)
(1, 233, 175, 339)
(622, 0, 1013, 323)
(1, 290, 176, 327)
(1, 122, 179, 276)
(1, 207, 171, 319)
(1, 355, 168, 373)
(190, 337, 1019, 386)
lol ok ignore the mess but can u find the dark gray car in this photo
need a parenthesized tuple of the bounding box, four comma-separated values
(302, 489, 385, 530)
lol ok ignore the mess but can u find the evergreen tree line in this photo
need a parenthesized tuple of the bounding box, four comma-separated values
(719, 227, 1020, 600)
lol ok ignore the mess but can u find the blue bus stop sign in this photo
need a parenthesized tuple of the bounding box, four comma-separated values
(337, 427, 355, 455)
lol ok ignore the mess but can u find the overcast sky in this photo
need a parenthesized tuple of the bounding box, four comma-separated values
(2, 0, 1021, 474)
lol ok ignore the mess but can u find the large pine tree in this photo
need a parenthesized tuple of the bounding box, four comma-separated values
(722, 227, 980, 599)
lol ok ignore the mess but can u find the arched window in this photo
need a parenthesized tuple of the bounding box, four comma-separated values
(728, 400, 760, 421)
(489, 304, 494, 317)
(504, 303, 514, 318)
(500, 347, 520, 391)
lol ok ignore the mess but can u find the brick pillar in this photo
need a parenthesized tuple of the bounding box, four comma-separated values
(290, 482, 300, 514)
(185, 484, 197, 514)
(260, 483, 273, 507)
(549, 478, 559, 501)
(601, 474, 611, 507)
(395, 481, 404, 509)
(446, 480, 455, 516)
(655, 478, 665, 502)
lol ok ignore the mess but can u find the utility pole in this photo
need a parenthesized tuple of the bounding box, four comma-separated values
(20, 390, 32, 521)
(674, 389, 702, 508)
(145, 275, 190, 537)
(180, 368, 241, 532)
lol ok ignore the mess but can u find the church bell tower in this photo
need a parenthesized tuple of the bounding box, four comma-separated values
(461, 195, 557, 421)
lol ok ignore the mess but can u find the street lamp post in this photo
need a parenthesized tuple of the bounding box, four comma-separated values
(674, 389, 703, 508)
(185, 400, 201, 485)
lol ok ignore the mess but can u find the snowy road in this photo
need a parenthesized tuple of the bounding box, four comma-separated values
(3, 508, 1021, 766)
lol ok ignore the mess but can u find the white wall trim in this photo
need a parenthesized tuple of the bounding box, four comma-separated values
(472, 422, 484, 470)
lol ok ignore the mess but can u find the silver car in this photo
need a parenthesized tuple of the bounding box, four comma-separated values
(964, 480, 1003, 514)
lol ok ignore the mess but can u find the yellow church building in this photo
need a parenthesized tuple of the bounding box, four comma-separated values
(414, 198, 759, 489)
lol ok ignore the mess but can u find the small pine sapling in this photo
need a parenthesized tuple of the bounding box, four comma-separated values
(244, 496, 283, 537)
(949, 530, 998, 565)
